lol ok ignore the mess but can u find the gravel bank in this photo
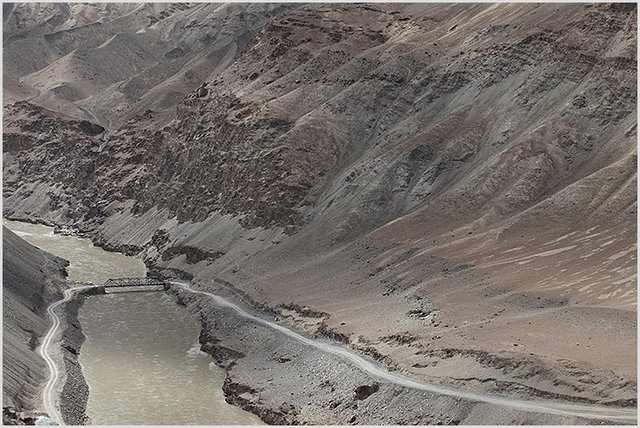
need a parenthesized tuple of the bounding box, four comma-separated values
(168, 281, 631, 425)
(56, 289, 100, 425)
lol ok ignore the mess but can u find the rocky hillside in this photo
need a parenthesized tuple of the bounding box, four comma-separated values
(2, 227, 68, 414)
(3, 2, 637, 410)
(3, 2, 296, 129)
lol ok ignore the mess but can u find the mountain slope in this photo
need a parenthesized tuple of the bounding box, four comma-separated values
(3, 2, 636, 409)
(3, 2, 297, 129)
(2, 227, 68, 414)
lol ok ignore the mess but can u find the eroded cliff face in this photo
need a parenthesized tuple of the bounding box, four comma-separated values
(3, 3, 637, 407)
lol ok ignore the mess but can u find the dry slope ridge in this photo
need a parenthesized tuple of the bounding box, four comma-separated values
(3, 2, 636, 410)
(3, 2, 298, 129)
(2, 227, 68, 415)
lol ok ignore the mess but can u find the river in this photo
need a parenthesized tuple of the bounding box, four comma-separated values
(3, 220, 263, 425)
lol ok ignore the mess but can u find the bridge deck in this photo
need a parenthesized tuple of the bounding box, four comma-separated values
(103, 277, 165, 288)
(104, 284, 165, 294)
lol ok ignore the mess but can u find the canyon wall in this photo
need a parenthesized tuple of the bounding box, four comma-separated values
(3, 2, 637, 409)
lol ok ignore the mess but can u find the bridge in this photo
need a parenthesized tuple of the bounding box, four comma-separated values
(102, 277, 166, 293)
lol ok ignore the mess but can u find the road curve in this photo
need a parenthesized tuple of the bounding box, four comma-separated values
(38, 285, 97, 425)
(172, 281, 637, 424)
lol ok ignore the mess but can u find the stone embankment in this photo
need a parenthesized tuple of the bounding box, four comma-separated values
(57, 290, 98, 425)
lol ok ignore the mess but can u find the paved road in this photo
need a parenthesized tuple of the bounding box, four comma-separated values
(38, 285, 97, 425)
(173, 281, 637, 424)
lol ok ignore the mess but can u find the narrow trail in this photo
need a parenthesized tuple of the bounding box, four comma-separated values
(172, 281, 638, 423)
(38, 285, 97, 425)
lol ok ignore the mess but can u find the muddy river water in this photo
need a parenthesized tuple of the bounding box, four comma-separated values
(4, 220, 263, 425)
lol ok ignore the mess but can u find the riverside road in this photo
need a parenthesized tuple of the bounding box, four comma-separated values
(39, 285, 96, 424)
(40, 282, 637, 425)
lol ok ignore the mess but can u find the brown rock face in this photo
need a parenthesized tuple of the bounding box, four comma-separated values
(3, 3, 298, 129)
(3, 2, 637, 410)
(354, 383, 379, 400)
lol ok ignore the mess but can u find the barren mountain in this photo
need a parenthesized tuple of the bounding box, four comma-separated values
(3, 1, 637, 419)
(3, 2, 296, 129)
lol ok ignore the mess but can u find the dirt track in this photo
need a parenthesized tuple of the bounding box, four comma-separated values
(38, 285, 96, 424)
(172, 281, 637, 425)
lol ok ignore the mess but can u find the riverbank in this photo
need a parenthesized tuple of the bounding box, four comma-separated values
(2, 227, 66, 420)
(5, 197, 637, 412)
(3, 223, 95, 424)
(2, 220, 143, 425)
(5, 220, 266, 426)
(4, 222, 635, 425)
(57, 289, 101, 425)
(168, 281, 634, 425)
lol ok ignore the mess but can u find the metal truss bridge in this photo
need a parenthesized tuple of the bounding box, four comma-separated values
(102, 277, 166, 293)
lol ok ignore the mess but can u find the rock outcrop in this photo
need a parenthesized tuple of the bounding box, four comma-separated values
(3, 2, 637, 421)
(3, 3, 298, 129)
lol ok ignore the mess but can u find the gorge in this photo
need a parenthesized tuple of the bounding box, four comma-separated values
(3, 2, 637, 425)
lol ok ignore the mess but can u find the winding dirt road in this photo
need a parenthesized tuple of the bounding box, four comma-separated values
(38, 285, 97, 425)
(38, 281, 636, 425)
(172, 281, 637, 424)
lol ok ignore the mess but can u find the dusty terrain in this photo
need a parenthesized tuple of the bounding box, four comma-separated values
(3, 2, 637, 423)
(168, 281, 634, 425)
(2, 227, 67, 417)
(3, 2, 296, 129)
